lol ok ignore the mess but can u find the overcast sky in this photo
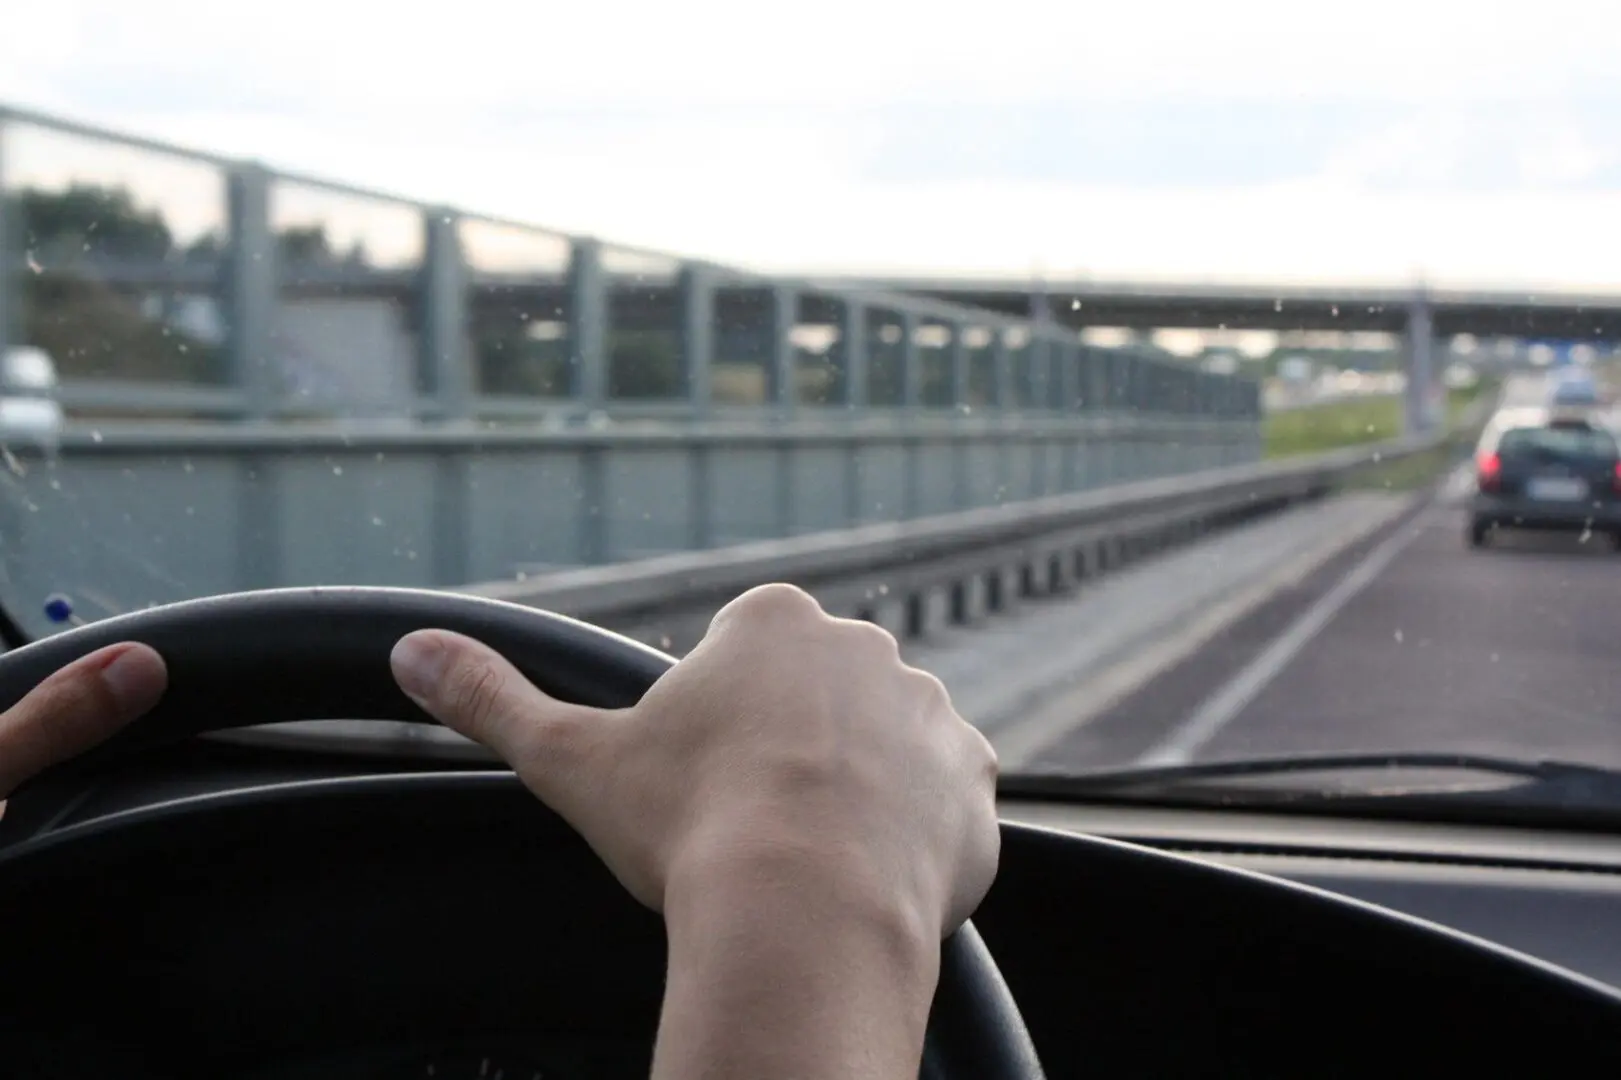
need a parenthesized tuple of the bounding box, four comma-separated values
(4, 0, 1620, 288)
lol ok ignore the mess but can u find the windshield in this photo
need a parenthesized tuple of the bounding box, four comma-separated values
(1494, 427, 1617, 460)
(3, 3, 1621, 822)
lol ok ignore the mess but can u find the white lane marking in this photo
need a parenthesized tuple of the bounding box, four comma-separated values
(1134, 507, 1437, 767)
(990, 494, 1416, 771)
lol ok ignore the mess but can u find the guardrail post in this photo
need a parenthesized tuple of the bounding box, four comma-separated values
(841, 299, 868, 412)
(994, 329, 1015, 410)
(950, 320, 971, 408)
(1028, 337, 1052, 412)
(839, 299, 867, 525)
(680, 264, 714, 417)
(568, 238, 607, 412)
(899, 310, 922, 516)
(899, 309, 921, 408)
(1059, 342, 1080, 489)
(771, 284, 796, 415)
(225, 163, 278, 420)
(950, 321, 971, 508)
(421, 208, 472, 420)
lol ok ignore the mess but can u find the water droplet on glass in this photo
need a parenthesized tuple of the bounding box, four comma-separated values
(1273, 299, 1283, 312)
(659, 635, 673, 650)
(25, 252, 42, 274)
(332, 465, 343, 476)
(1394, 628, 1404, 643)
(370, 515, 384, 527)
(877, 583, 889, 595)
(90, 430, 103, 443)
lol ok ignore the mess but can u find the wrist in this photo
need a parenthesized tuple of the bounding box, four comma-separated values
(654, 841, 940, 1079)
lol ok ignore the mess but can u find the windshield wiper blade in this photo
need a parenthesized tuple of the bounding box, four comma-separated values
(1000, 752, 1621, 812)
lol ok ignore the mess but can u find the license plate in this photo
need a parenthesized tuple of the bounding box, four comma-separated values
(1528, 477, 1589, 501)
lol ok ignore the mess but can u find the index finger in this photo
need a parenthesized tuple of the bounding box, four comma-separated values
(0, 642, 167, 802)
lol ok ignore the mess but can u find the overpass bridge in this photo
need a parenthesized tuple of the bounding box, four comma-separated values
(812, 276, 1621, 339)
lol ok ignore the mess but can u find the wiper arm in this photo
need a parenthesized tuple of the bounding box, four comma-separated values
(1001, 752, 1621, 815)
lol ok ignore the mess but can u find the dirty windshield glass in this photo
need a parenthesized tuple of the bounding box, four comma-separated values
(2, 2, 1620, 816)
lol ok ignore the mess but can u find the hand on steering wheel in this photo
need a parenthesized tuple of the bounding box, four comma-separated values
(392, 582, 1001, 932)
(0, 585, 1014, 1079)
(0, 642, 167, 820)
(392, 582, 1001, 1078)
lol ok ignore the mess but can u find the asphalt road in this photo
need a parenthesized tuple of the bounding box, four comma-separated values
(1033, 485, 1621, 772)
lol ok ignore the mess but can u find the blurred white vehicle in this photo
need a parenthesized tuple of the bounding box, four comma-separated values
(0, 346, 65, 448)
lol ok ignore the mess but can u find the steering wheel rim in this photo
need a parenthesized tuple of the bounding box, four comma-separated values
(0, 586, 1044, 1079)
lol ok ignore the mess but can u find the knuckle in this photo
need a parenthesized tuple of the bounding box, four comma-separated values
(905, 666, 952, 706)
(736, 582, 822, 619)
(848, 618, 901, 657)
(974, 727, 1000, 780)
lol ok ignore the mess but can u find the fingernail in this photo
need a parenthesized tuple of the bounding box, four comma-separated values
(98, 646, 164, 714)
(391, 632, 448, 699)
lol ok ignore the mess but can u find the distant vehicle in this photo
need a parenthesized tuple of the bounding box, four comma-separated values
(1550, 379, 1600, 407)
(1469, 413, 1621, 548)
(0, 347, 64, 448)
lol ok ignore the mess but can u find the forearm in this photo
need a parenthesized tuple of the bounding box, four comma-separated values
(653, 849, 939, 1080)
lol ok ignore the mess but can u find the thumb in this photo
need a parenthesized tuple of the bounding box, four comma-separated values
(390, 629, 609, 799)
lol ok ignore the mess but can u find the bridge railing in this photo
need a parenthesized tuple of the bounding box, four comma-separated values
(0, 104, 1262, 429)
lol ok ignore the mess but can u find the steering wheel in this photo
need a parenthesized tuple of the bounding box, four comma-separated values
(0, 586, 1044, 1080)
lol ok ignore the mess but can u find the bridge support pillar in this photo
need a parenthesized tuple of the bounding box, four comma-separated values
(1404, 294, 1439, 436)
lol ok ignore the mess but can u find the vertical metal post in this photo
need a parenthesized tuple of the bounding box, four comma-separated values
(227, 162, 284, 589)
(1058, 341, 1079, 412)
(421, 208, 471, 420)
(993, 329, 1014, 410)
(1028, 338, 1051, 411)
(841, 298, 868, 411)
(899, 309, 921, 408)
(950, 321, 970, 409)
(225, 163, 277, 419)
(771, 285, 797, 414)
(840, 298, 867, 527)
(568, 238, 607, 410)
(680, 263, 714, 417)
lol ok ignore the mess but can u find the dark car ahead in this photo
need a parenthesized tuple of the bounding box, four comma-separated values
(1469, 414, 1621, 548)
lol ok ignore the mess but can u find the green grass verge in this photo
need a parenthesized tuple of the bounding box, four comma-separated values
(1265, 382, 1493, 459)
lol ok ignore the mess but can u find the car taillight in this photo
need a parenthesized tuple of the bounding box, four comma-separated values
(1477, 452, 1501, 491)
(1612, 461, 1621, 494)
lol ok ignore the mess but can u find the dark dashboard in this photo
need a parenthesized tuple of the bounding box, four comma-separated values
(9, 738, 1621, 1077)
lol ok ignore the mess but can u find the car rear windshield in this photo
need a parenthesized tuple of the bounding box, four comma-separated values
(1497, 426, 1619, 460)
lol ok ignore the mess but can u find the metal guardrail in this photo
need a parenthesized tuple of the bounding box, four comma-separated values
(229, 416, 1479, 760)
(464, 427, 1458, 655)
